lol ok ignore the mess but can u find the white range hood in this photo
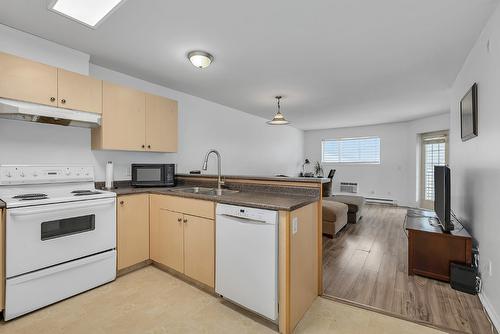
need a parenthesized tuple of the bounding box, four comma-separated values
(0, 98, 101, 128)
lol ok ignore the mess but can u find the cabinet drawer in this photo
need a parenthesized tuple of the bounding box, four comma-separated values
(150, 194, 214, 219)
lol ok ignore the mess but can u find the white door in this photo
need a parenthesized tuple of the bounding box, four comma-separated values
(6, 197, 116, 277)
(420, 131, 449, 209)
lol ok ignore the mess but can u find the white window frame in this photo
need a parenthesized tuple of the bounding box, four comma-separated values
(321, 136, 381, 165)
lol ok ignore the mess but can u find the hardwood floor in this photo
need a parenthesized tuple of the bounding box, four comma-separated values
(323, 205, 497, 334)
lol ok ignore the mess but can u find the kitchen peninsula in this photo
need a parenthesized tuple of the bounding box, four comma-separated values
(107, 174, 329, 334)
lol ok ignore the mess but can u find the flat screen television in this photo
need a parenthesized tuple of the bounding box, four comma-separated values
(434, 165, 453, 232)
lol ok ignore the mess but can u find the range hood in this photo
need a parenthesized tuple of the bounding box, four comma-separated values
(0, 98, 101, 128)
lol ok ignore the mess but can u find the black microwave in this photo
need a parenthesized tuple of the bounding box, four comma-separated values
(131, 164, 175, 187)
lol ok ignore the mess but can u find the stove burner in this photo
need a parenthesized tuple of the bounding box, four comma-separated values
(13, 193, 48, 200)
(72, 190, 102, 196)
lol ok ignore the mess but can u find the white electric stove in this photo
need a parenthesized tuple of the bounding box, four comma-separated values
(0, 165, 117, 321)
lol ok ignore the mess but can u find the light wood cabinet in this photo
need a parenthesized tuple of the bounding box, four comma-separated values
(0, 52, 57, 106)
(92, 82, 146, 151)
(150, 208, 184, 272)
(92, 84, 178, 152)
(1, 209, 4, 311)
(183, 214, 214, 287)
(57, 69, 102, 113)
(150, 195, 215, 287)
(145, 94, 178, 152)
(0, 52, 103, 113)
(117, 194, 150, 271)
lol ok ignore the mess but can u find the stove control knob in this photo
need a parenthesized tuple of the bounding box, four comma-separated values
(33, 172, 38, 177)
(5, 171, 12, 178)
(19, 171, 25, 177)
(65, 170, 71, 176)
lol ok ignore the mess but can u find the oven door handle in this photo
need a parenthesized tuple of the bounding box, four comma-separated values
(9, 198, 116, 217)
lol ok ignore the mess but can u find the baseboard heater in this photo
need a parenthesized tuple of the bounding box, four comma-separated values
(365, 197, 397, 206)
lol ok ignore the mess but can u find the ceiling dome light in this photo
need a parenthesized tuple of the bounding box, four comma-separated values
(267, 96, 290, 125)
(188, 51, 214, 69)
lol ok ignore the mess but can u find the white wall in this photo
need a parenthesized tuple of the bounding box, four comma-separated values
(89, 65, 304, 179)
(449, 5, 500, 329)
(0, 24, 89, 75)
(304, 113, 449, 207)
(0, 24, 304, 180)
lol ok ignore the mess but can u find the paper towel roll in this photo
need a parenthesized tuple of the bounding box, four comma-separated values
(105, 161, 113, 190)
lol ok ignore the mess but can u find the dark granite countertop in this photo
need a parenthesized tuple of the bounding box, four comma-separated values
(108, 186, 318, 211)
(176, 173, 331, 184)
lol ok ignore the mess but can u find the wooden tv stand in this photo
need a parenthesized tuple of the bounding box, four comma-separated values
(405, 209, 472, 282)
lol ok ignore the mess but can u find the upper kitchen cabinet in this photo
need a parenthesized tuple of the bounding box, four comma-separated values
(92, 81, 146, 151)
(145, 94, 178, 152)
(0, 52, 58, 106)
(57, 69, 102, 113)
(92, 82, 178, 152)
(0, 52, 102, 113)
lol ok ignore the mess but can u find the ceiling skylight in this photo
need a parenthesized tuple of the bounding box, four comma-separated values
(49, 0, 126, 28)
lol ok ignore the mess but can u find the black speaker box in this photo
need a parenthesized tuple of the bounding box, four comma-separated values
(450, 262, 478, 295)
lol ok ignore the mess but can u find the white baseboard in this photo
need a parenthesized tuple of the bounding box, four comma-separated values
(479, 292, 500, 332)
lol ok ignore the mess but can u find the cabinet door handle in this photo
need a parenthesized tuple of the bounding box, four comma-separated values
(50, 97, 56, 102)
(147, 145, 151, 149)
(141, 145, 145, 149)
(61, 99, 66, 104)
(177, 218, 182, 222)
(183, 218, 188, 223)
(119, 201, 124, 205)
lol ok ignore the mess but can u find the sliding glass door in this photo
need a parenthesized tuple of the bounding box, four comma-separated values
(420, 131, 448, 209)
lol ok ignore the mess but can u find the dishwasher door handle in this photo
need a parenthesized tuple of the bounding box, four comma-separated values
(217, 214, 271, 225)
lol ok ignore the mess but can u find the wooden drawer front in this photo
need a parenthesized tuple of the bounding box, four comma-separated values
(57, 69, 102, 113)
(183, 214, 214, 287)
(151, 194, 214, 219)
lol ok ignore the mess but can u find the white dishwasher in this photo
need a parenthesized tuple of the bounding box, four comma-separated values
(216, 203, 278, 321)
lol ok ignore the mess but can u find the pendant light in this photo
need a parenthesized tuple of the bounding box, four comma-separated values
(267, 96, 290, 125)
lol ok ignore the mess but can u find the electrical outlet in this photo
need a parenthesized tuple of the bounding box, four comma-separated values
(292, 217, 298, 234)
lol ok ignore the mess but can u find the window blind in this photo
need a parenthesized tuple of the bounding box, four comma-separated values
(321, 137, 381, 164)
(423, 135, 447, 201)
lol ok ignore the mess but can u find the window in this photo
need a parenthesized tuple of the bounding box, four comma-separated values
(321, 137, 381, 164)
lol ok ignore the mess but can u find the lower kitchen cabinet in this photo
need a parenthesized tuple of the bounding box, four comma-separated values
(1, 208, 4, 311)
(183, 215, 214, 287)
(150, 195, 215, 288)
(117, 194, 150, 271)
(151, 209, 184, 273)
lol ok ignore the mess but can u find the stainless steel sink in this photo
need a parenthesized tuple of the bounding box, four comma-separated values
(171, 187, 239, 196)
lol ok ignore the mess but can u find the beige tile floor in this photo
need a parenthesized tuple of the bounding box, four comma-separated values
(0, 266, 444, 334)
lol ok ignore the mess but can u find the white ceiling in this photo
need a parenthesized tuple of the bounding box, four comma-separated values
(0, 0, 497, 130)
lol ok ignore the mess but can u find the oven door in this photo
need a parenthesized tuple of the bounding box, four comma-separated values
(6, 197, 116, 278)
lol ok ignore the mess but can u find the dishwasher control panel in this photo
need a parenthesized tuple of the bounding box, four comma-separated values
(216, 204, 277, 224)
